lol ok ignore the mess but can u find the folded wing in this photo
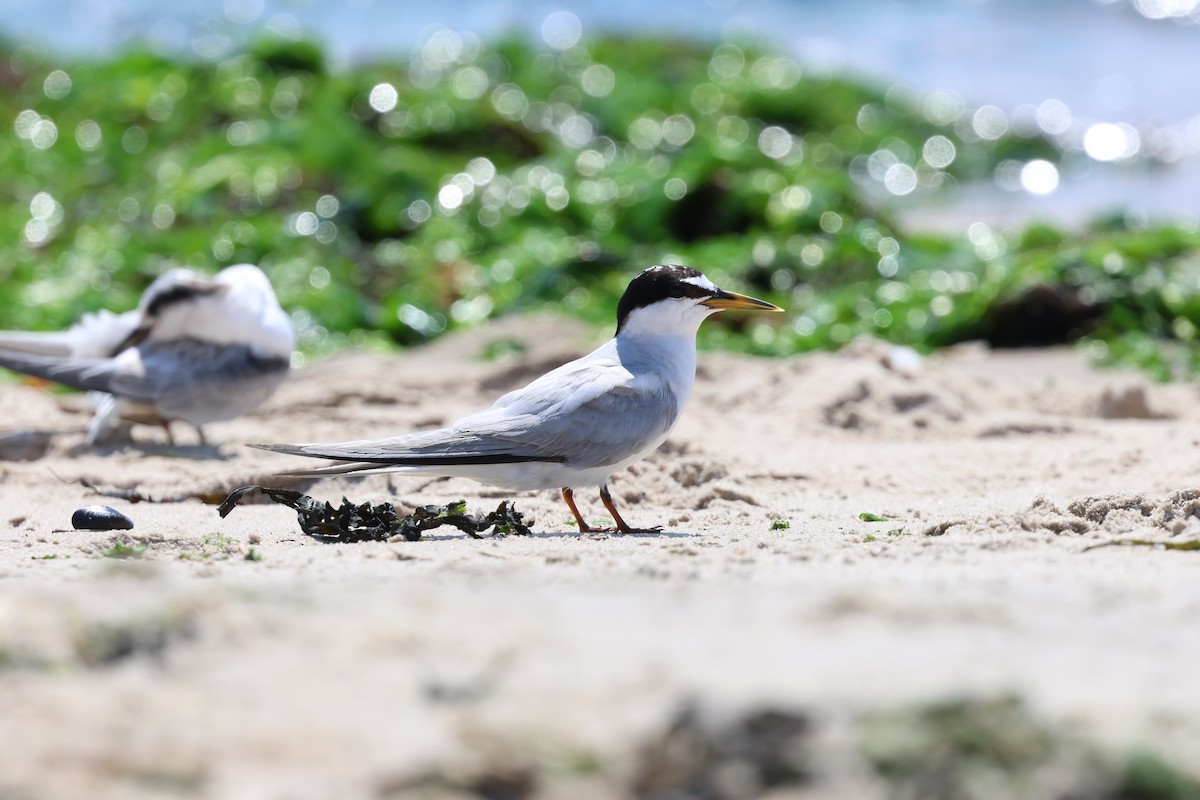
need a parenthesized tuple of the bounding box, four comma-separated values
(253, 348, 680, 474)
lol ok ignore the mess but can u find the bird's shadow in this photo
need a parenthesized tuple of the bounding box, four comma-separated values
(524, 529, 700, 540)
(410, 528, 700, 542)
(65, 439, 235, 462)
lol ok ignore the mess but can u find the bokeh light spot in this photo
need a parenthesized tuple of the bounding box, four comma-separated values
(581, 64, 615, 97)
(709, 44, 744, 81)
(491, 84, 528, 119)
(717, 115, 749, 144)
(30, 119, 58, 149)
(993, 160, 1023, 192)
(369, 83, 398, 113)
(226, 120, 261, 146)
(750, 56, 801, 90)
(972, 105, 1008, 140)
(801, 243, 825, 267)
(315, 194, 340, 218)
(438, 184, 465, 212)
(30, 192, 61, 222)
(1133, 0, 1197, 19)
(122, 126, 148, 154)
(819, 211, 843, 233)
(74, 119, 102, 151)
(408, 200, 432, 225)
(662, 115, 695, 147)
(151, 204, 176, 229)
(316, 220, 337, 243)
(118, 197, 140, 222)
(758, 126, 793, 159)
(452, 66, 489, 100)
(14, 109, 40, 138)
(546, 186, 569, 211)
(1083, 122, 1140, 161)
(1036, 98, 1072, 135)
(224, 0, 264, 24)
(541, 11, 582, 50)
(43, 69, 71, 99)
(560, 114, 595, 148)
(24, 219, 50, 245)
(922, 135, 956, 168)
(883, 164, 917, 195)
(1020, 160, 1060, 195)
(922, 90, 965, 126)
(629, 116, 663, 150)
(290, 211, 319, 235)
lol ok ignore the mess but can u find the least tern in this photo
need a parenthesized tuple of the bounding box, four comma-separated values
(0, 263, 294, 445)
(253, 265, 782, 533)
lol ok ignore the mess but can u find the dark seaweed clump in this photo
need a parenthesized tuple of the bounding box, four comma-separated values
(217, 485, 532, 541)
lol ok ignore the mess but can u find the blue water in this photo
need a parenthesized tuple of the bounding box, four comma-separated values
(6, 0, 1200, 227)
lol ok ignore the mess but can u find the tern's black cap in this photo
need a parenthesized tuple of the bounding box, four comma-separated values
(143, 276, 224, 318)
(616, 265, 715, 332)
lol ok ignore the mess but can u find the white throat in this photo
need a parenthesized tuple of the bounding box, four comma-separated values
(617, 298, 716, 340)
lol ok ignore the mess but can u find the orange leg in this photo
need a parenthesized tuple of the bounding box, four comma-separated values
(561, 487, 614, 533)
(599, 484, 662, 534)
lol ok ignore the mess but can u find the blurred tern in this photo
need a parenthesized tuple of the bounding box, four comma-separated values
(0, 263, 294, 445)
(253, 265, 781, 533)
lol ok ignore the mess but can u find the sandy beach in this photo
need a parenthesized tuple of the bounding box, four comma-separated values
(2, 314, 1199, 798)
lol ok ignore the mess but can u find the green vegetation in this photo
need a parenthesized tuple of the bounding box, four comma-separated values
(177, 531, 245, 560)
(3, 33, 1199, 372)
(101, 542, 147, 559)
(862, 696, 1200, 800)
(858, 511, 891, 522)
(1084, 538, 1200, 552)
(769, 518, 790, 530)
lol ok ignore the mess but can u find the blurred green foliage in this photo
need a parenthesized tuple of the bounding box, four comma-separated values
(2, 31, 1199, 374)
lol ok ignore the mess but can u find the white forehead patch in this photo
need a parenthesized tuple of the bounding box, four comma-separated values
(682, 274, 718, 292)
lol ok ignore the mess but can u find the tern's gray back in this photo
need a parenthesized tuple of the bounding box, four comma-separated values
(471, 373, 680, 468)
(144, 339, 290, 425)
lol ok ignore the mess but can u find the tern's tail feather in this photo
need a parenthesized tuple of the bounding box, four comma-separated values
(0, 350, 125, 396)
(248, 440, 563, 476)
(0, 309, 140, 359)
(277, 461, 395, 477)
(246, 443, 419, 477)
(0, 330, 78, 358)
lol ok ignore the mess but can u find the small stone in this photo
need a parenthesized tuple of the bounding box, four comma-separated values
(71, 505, 134, 531)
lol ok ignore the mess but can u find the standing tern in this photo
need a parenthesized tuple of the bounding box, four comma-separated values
(0, 263, 294, 445)
(254, 265, 782, 533)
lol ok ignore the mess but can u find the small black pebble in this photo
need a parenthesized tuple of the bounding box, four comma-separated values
(71, 505, 134, 531)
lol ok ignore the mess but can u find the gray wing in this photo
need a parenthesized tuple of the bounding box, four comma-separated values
(0, 339, 289, 425)
(146, 340, 290, 424)
(254, 351, 680, 470)
(0, 349, 159, 402)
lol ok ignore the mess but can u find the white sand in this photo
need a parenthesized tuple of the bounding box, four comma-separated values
(1, 315, 1199, 798)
